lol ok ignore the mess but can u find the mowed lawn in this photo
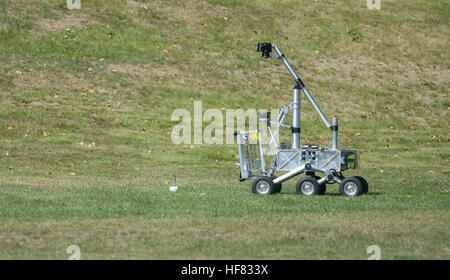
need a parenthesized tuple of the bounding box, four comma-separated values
(0, 0, 449, 259)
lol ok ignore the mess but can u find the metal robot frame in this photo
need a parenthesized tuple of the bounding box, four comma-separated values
(235, 42, 368, 196)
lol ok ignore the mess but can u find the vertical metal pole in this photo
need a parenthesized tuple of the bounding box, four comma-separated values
(292, 86, 301, 149)
(332, 115, 338, 151)
(236, 133, 249, 178)
(257, 131, 266, 173)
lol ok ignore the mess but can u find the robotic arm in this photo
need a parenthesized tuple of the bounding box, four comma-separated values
(257, 42, 331, 129)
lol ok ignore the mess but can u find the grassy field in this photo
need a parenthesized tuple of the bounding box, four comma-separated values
(0, 0, 449, 259)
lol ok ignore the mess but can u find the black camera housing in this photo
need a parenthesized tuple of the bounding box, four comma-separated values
(257, 42, 272, 58)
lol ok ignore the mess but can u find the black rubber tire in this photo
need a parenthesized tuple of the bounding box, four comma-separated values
(339, 177, 364, 196)
(312, 175, 326, 195)
(252, 177, 276, 195)
(296, 177, 320, 196)
(354, 176, 368, 194)
(274, 183, 282, 193)
(271, 175, 282, 193)
(318, 183, 326, 195)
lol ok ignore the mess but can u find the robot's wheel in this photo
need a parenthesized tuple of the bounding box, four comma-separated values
(274, 183, 282, 193)
(296, 176, 321, 196)
(339, 177, 364, 196)
(271, 175, 282, 193)
(354, 176, 369, 194)
(312, 175, 326, 195)
(252, 176, 277, 195)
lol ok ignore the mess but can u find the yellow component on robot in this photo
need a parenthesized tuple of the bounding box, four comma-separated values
(250, 132, 259, 141)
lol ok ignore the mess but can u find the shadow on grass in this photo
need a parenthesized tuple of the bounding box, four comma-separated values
(277, 192, 382, 196)
(322, 192, 382, 196)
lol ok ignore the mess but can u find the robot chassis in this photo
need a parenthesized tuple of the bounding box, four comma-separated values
(235, 42, 368, 196)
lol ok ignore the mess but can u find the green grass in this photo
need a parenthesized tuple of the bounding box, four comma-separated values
(0, 0, 449, 259)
